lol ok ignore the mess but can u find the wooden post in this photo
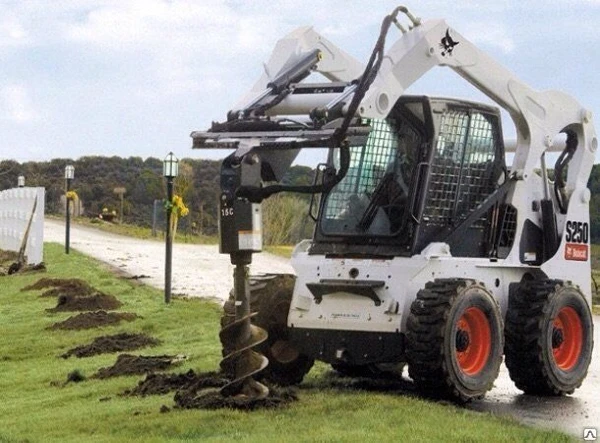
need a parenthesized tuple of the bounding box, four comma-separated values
(113, 187, 126, 224)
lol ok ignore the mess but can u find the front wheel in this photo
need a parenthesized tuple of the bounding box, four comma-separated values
(504, 279, 594, 395)
(406, 279, 503, 402)
(221, 274, 314, 386)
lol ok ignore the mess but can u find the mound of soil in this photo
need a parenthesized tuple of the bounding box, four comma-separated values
(174, 381, 298, 411)
(47, 293, 122, 312)
(3, 262, 46, 276)
(62, 333, 160, 358)
(93, 354, 186, 379)
(22, 278, 95, 297)
(0, 249, 46, 276)
(0, 249, 19, 265)
(125, 370, 226, 396)
(50, 370, 87, 388)
(49, 311, 138, 330)
(125, 369, 297, 410)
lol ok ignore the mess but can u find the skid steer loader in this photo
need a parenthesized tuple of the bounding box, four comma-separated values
(192, 6, 596, 402)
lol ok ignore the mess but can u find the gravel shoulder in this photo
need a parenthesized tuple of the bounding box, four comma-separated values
(43, 219, 292, 302)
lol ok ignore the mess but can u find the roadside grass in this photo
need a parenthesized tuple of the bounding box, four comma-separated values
(264, 244, 294, 258)
(51, 214, 298, 256)
(0, 243, 573, 443)
(64, 215, 218, 245)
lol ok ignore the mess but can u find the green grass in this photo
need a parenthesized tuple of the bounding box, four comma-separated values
(67, 216, 218, 245)
(55, 214, 297, 255)
(264, 245, 294, 258)
(0, 243, 574, 443)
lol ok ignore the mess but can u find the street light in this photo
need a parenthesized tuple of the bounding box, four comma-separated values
(17, 176, 25, 187)
(163, 152, 179, 303)
(65, 165, 75, 254)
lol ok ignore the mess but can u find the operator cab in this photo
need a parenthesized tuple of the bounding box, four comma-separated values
(312, 95, 508, 258)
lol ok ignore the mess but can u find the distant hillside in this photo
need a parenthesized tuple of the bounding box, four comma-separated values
(0, 156, 315, 239)
(1, 157, 599, 243)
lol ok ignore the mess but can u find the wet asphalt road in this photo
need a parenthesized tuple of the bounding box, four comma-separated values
(44, 220, 598, 438)
(469, 316, 599, 438)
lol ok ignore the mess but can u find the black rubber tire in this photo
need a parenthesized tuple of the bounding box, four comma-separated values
(221, 274, 314, 386)
(406, 279, 503, 402)
(504, 279, 594, 395)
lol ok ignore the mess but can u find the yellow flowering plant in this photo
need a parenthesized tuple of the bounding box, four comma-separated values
(65, 190, 78, 201)
(166, 194, 189, 238)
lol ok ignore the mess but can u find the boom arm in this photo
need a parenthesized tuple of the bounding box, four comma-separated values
(231, 26, 366, 117)
(355, 17, 597, 188)
(212, 9, 596, 191)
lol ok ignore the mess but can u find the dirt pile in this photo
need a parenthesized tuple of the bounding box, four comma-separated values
(0, 250, 46, 275)
(22, 278, 94, 296)
(125, 370, 225, 396)
(174, 381, 298, 411)
(61, 333, 160, 358)
(48, 293, 122, 312)
(125, 369, 298, 411)
(0, 250, 19, 263)
(93, 354, 186, 379)
(49, 311, 138, 330)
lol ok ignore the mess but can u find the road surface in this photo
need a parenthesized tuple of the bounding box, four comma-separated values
(43, 219, 598, 438)
(43, 219, 292, 302)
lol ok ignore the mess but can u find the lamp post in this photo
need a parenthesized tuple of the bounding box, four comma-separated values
(65, 165, 75, 254)
(17, 176, 25, 187)
(163, 152, 179, 303)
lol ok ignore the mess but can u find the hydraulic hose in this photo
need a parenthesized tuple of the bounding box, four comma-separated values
(236, 6, 408, 202)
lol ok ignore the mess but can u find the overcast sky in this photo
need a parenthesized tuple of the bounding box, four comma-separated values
(1, 0, 599, 166)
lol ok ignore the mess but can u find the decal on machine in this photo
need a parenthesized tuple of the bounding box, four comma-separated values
(440, 29, 459, 56)
(331, 312, 361, 320)
(565, 220, 589, 261)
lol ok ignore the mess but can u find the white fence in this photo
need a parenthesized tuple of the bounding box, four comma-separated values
(0, 187, 45, 264)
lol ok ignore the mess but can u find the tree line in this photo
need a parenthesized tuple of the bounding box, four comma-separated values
(1, 156, 600, 244)
(0, 156, 315, 243)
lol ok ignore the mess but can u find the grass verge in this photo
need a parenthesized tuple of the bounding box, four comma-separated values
(264, 245, 294, 258)
(55, 215, 218, 245)
(0, 243, 574, 443)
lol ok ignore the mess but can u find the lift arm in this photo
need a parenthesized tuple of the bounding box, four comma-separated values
(196, 7, 596, 195)
(354, 16, 597, 190)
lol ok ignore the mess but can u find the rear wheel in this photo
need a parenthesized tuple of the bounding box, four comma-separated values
(406, 279, 503, 402)
(221, 274, 314, 386)
(504, 279, 593, 395)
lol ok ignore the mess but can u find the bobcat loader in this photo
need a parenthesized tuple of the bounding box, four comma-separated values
(192, 6, 596, 402)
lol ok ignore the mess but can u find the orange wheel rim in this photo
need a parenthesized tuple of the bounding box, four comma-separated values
(455, 307, 491, 376)
(552, 306, 583, 371)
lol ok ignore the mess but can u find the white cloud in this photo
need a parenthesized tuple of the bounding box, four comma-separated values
(0, 85, 37, 123)
(0, 13, 29, 47)
(62, 1, 281, 97)
(462, 21, 516, 54)
(0, 0, 597, 164)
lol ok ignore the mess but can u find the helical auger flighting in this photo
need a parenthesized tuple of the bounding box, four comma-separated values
(219, 265, 270, 399)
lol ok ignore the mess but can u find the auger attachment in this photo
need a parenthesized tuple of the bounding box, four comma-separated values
(219, 255, 269, 399)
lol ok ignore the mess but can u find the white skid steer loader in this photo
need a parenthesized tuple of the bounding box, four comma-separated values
(192, 6, 596, 402)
